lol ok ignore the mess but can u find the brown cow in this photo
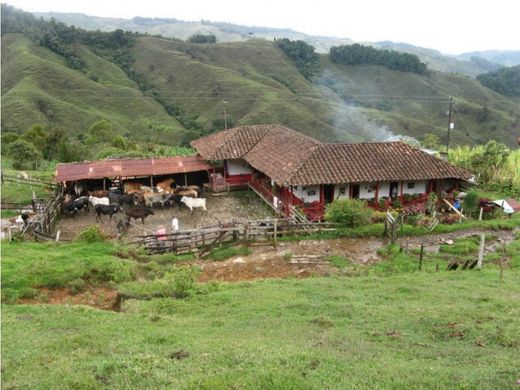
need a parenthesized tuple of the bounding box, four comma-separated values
(156, 178, 175, 194)
(124, 181, 143, 194)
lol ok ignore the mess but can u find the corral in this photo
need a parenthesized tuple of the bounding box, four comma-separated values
(55, 191, 275, 241)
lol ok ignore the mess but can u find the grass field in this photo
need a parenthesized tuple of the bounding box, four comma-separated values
(2, 224, 520, 388)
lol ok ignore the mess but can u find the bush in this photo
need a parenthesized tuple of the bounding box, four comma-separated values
(75, 225, 107, 243)
(325, 199, 373, 228)
(7, 139, 42, 169)
(69, 278, 86, 294)
(163, 266, 200, 298)
(463, 190, 479, 216)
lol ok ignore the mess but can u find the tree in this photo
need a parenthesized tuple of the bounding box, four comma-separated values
(7, 139, 42, 170)
(421, 133, 441, 150)
(276, 38, 320, 79)
(188, 34, 217, 44)
(87, 119, 115, 144)
(21, 124, 47, 152)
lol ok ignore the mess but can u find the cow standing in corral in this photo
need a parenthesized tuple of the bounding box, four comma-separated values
(65, 196, 90, 215)
(180, 196, 206, 214)
(89, 196, 110, 208)
(144, 193, 171, 208)
(95, 204, 121, 221)
(156, 178, 175, 194)
(125, 205, 154, 224)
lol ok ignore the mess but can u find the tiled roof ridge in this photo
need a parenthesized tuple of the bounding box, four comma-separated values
(283, 143, 323, 186)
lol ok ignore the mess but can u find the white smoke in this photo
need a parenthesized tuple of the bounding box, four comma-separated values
(313, 68, 398, 142)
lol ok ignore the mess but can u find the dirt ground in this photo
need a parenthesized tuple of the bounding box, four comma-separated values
(198, 237, 385, 282)
(55, 191, 274, 241)
(18, 287, 119, 311)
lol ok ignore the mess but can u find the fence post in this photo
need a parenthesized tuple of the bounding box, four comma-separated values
(477, 234, 485, 270)
(273, 219, 278, 249)
(419, 244, 424, 270)
(55, 230, 61, 242)
(478, 207, 483, 221)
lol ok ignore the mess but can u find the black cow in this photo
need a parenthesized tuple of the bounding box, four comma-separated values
(95, 204, 121, 221)
(65, 196, 89, 215)
(108, 191, 136, 206)
(125, 205, 154, 224)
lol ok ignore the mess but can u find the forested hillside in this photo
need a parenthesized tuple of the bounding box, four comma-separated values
(2, 4, 520, 161)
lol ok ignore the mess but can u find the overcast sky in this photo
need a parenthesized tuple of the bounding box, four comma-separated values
(6, 0, 520, 54)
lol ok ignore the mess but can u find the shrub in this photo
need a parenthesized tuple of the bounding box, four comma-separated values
(463, 190, 479, 216)
(163, 266, 200, 298)
(425, 192, 438, 214)
(75, 225, 107, 243)
(325, 199, 373, 228)
(69, 278, 86, 294)
(1, 288, 19, 304)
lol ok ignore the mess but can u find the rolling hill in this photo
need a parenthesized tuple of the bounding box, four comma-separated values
(33, 11, 520, 78)
(2, 5, 520, 149)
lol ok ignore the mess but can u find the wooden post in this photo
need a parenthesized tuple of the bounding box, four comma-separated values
(273, 219, 278, 249)
(500, 243, 506, 281)
(184, 173, 188, 187)
(419, 245, 424, 270)
(8, 226, 12, 242)
(103, 179, 106, 190)
(55, 230, 61, 242)
(150, 176, 154, 187)
(477, 234, 485, 270)
(479, 207, 483, 221)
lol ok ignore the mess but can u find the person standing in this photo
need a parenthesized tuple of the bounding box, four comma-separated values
(171, 217, 179, 232)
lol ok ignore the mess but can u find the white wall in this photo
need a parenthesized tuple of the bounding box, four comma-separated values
(293, 185, 320, 203)
(378, 182, 390, 198)
(402, 180, 427, 195)
(333, 184, 350, 200)
(226, 159, 252, 175)
(359, 182, 377, 199)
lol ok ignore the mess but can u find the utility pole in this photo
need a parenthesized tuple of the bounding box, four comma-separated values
(222, 100, 228, 130)
(446, 96, 454, 158)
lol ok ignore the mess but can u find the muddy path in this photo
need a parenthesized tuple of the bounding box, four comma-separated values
(198, 227, 519, 282)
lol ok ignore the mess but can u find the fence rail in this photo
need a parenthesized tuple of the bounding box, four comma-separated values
(132, 219, 337, 255)
(1, 174, 56, 189)
(23, 189, 63, 240)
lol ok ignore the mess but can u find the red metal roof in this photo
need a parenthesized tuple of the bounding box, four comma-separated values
(54, 156, 212, 183)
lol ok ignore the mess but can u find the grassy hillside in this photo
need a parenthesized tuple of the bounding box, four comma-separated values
(2, 26, 519, 146)
(1, 33, 186, 142)
(317, 57, 520, 146)
(2, 230, 520, 388)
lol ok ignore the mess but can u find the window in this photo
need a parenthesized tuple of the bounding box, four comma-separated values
(366, 184, 375, 193)
(339, 187, 346, 195)
(407, 182, 415, 189)
(307, 190, 316, 196)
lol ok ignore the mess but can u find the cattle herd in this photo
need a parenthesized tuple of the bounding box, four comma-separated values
(62, 178, 207, 227)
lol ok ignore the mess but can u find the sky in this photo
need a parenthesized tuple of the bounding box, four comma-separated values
(5, 0, 520, 54)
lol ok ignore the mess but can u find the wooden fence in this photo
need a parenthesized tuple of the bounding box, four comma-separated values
(1, 174, 56, 189)
(23, 189, 64, 239)
(133, 219, 337, 255)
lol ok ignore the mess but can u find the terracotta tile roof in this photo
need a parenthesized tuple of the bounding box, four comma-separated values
(54, 156, 212, 183)
(244, 126, 321, 184)
(190, 125, 473, 186)
(190, 125, 271, 160)
(288, 142, 474, 185)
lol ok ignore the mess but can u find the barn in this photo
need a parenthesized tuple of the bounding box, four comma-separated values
(54, 155, 212, 194)
(191, 125, 474, 220)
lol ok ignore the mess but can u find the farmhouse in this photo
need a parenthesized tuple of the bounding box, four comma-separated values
(191, 124, 474, 220)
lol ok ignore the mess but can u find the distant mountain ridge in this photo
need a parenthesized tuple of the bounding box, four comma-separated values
(32, 11, 520, 77)
(2, 5, 519, 149)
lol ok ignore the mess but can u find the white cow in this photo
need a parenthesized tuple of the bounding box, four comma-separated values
(88, 196, 110, 208)
(180, 196, 206, 214)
